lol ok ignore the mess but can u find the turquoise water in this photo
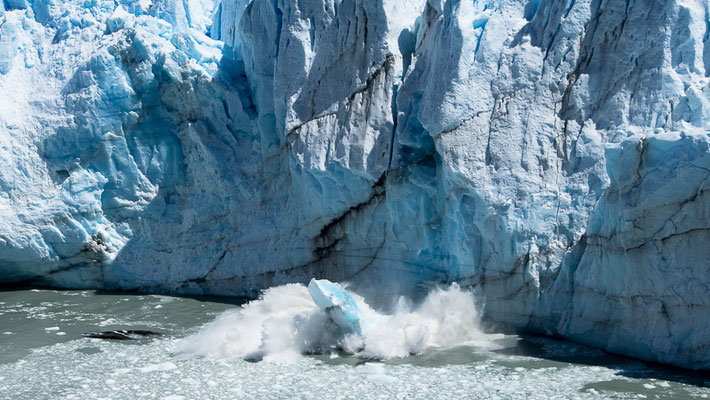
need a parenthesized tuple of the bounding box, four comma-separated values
(0, 289, 708, 399)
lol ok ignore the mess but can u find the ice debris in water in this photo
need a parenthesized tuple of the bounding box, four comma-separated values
(174, 281, 490, 362)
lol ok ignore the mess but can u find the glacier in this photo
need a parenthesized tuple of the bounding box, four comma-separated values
(1, 0, 709, 370)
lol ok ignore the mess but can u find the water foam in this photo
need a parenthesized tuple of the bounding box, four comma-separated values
(174, 283, 490, 362)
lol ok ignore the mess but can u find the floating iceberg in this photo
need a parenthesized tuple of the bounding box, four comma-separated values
(307, 278, 384, 336)
(308, 279, 367, 335)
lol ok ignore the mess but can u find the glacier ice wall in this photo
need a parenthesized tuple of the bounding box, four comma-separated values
(1, 0, 709, 369)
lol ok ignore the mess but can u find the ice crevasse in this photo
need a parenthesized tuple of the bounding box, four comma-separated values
(1, 0, 709, 369)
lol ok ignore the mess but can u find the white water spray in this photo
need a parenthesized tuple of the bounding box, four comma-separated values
(174, 282, 492, 363)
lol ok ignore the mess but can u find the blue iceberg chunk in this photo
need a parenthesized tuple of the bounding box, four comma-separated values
(308, 279, 367, 335)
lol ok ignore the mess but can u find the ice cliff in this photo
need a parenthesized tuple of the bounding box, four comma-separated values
(1, 0, 709, 369)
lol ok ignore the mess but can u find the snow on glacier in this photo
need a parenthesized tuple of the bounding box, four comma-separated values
(0, 0, 709, 370)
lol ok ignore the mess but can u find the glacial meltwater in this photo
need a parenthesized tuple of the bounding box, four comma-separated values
(0, 288, 708, 400)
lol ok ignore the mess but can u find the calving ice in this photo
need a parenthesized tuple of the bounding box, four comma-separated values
(0, 0, 709, 371)
(174, 280, 489, 361)
(307, 279, 382, 336)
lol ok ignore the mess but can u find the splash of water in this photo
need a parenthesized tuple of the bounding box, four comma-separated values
(174, 282, 490, 363)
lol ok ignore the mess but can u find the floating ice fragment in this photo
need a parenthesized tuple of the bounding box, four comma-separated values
(364, 363, 397, 384)
(307, 279, 369, 335)
(139, 362, 177, 373)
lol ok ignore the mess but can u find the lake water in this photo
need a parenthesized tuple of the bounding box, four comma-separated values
(0, 288, 708, 399)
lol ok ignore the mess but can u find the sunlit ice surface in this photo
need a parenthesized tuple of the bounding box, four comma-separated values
(0, 288, 708, 400)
